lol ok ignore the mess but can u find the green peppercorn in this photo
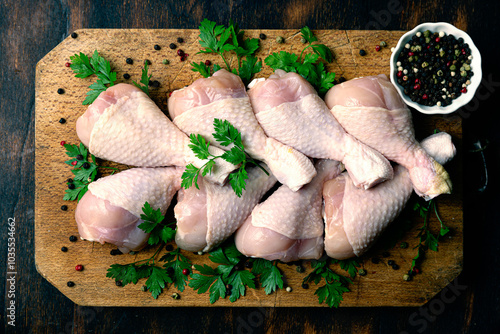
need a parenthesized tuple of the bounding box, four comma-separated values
(276, 36, 284, 44)
(171, 292, 180, 300)
(296, 266, 304, 273)
(141, 285, 147, 292)
(423, 30, 431, 37)
(450, 65, 456, 71)
(358, 269, 367, 276)
(162, 59, 170, 65)
(403, 274, 411, 281)
(437, 70, 444, 76)
(380, 41, 387, 47)
(300, 37, 307, 44)
(129, 251, 137, 255)
(400, 242, 408, 249)
(421, 62, 429, 68)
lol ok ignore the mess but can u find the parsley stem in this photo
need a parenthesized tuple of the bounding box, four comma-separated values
(219, 52, 231, 71)
(299, 44, 313, 62)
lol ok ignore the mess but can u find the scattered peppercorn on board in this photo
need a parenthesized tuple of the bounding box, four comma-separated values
(35, 29, 463, 307)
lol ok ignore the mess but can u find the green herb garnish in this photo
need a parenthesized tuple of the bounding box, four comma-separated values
(189, 242, 256, 303)
(133, 61, 152, 95)
(182, 118, 268, 197)
(63, 143, 118, 201)
(191, 19, 262, 85)
(411, 199, 450, 271)
(264, 26, 335, 95)
(70, 50, 117, 105)
(303, 258, 359, 308)
(106, 202, 190, 299)
(250, 258, 284, 295)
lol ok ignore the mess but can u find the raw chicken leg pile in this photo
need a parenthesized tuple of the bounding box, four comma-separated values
(74, 70, 455, 261)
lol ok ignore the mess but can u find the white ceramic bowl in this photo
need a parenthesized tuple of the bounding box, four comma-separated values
(390, 22, 482, 115)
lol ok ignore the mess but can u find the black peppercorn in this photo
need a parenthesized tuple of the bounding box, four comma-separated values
(359, 49, 367, 56)
(69, 235, 77, 242)
(259, 33, 267, 40)
(59, 118, 66, 124)
(145, 59, 151, 65)
(392, 264, 400, 270)
(177, 37, 184, 43)
(57, 88, 65, 94)
(82, 162, 90, 169)
(71, 32, 78, 38)
(61, 246, 68, 252)
(301, 283, 309, 289)
(123, 73, 130, 79)
(165, 244, 174, 252)
(76, 154, 83, 160)
(339, 77, 347, 83)
(68, 183, 75, 190)
(371, 257, 380, 264)
(149, 80, 160, 88)
(388, 260, 395, 266)
(169, 43, 177, 49)
(67, 178, 73, 183)
(110, 249, 122, 256)
(67, 281, 75, 287)
(154, 44, 161, 50)
(115, 281, 123, 287)
(244, 261, 253, 269)
(61, 205, 68, 211)
(126, 58, 133, 64)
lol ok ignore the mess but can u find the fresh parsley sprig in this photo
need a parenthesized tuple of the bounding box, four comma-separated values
(182, 118, 269, 197)
(264, 27, 335, 95)
(189, 241, 256, 303)
(133, 61, 152, 95)
(70, 50, 118, 105)
(192, 19, 262, 85)
(302, 258, 359, 308)
(106, 202, 191, 299)
(250, 258, 284, 295)
(411, 199, 450, 271)
(63, 143, 119, 201)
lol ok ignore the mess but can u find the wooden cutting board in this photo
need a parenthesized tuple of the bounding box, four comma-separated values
(34, 29, 463, 307)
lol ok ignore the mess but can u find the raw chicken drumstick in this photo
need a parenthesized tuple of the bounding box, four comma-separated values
(75, 167, 182, 253)
(325, 75, 452, 200)
(168, 69, 316, 191)
(76, 83, 235, 184)
(323, 132, 456, 259)
(174, 165, 277, 252)
(248, 69, 393, 189)
(235, 160, 343, 262)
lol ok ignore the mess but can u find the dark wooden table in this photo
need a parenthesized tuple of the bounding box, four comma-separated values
(1, 0, 499, 333)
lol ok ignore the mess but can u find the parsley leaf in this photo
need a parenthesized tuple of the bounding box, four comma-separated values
(410, 199, 450, 271)
(132, 61, 151, 95)
(251, 259, 284, 295)
(303, 258, 354, 308)
(161, 248, 192, 292)
(146, 266, 173, 299)
(192, 19, 261, 83)
(138, 202, 176, 246)
(181, 164, 203, 190)
(264, 27, 335, 96)
(63, 143, 117, 202)
(191, 61, 212, 78)
(189, 240, 256, 304)
(188, 134, 212, 160)
(182, 119, 268, 197)
(70, 50, 117, 105)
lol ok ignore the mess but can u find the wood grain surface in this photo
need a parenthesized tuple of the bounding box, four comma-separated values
(3, 0, 500, 333)
(35, 29, 463, 307)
